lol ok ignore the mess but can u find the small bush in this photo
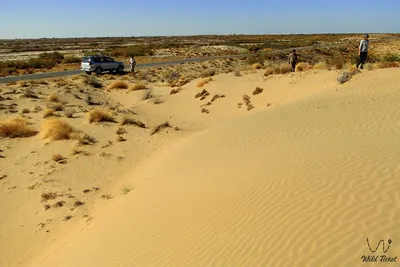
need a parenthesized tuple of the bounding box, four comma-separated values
(337, 69, 361, 84)
(40, 118, 77, 141)
(0, 117, 38, 138)
(106, 80, 129, 90)
(234, 70, 241, 76)
(88, 108, 116, 123)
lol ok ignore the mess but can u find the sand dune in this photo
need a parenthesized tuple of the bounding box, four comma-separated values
(27, 69, 400, 267)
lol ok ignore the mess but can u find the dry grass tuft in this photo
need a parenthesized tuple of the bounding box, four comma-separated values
(22, 89, 40, 99)
(84, 76, 103, 88)
(64, 109, 75, 118)
(101, 194, 113, 199)
(73, 200, 85, 208)
(48, 103, 64, 111)
(117, 135, 126, 142)
(43, 109, 55, 118)
(334, 61, 344, 70)
(195, 89, 210, 100)
(197, 77, 212, 88)
(47, 93, 60, 103)
(0, 117, 38, 138)
(78, 133, 97, 145)
(277, 63, 292, 74)
(40, 117, 76, 141)
(41, 192, 58, 202)
(252, 63, 263, 70)
(150, 121, 173, 135)
(128, 83, 147, 91)
(264, 67, 274, 76)
(170, 88, 182, 95)
(71, 147, 90, 156)
(52, 154, 67, 164)
(374, 61, 400, 69)
(242, 95, 254, 111)
(106, 80, 129, 90)
(313, 61, 328, 70)
(253, 87, 263, 95)
(119, 116, 146, 128)
(21, 108, 31, 114)
(296, 62, 313, 72)
(233, 70, 241, 76)
(141, 89, 155, 101)
(116, 127, 127, 135)
(201, 107, 210, 114)
(201, 68, 216, 78)
(87, 109, 116, 123)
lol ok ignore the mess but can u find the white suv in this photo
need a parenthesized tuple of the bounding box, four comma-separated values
(81, 55, 125, 75)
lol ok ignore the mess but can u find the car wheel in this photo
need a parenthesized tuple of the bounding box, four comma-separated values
(117, 65, 124, 73)
(85, 71, 92, 75)
(95, 67, 102, 75)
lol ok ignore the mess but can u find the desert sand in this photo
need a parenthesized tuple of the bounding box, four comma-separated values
(1, 65, 399, 267)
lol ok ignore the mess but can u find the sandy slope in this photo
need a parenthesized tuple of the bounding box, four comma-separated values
(25, 68, 400, 267)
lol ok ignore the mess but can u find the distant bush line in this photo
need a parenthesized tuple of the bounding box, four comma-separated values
(0, 52, 82, 76)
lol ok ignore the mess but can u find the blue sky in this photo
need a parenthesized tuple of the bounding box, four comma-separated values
(0, 0, 399, 39)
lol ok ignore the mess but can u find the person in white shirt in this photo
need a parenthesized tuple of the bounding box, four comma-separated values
(130, 56, 136, 73)
(356, 34, 369, 69)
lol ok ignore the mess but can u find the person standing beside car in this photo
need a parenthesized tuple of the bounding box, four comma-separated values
(288, 49, 298, 72)
(130, 55, 136, 73)
(356, 34, 369, 69)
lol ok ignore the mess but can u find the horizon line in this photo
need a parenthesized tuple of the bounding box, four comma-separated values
(1, 32, 399, 41)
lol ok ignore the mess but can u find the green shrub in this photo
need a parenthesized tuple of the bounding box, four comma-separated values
(110, 45, 154, 57)
(382, 53, 400, 62)
(62, 56, 81, 64)
(27, 58, 57, 69)
(38, 52, 64, 63)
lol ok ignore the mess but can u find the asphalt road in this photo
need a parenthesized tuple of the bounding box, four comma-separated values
(0, 43, 348, 84)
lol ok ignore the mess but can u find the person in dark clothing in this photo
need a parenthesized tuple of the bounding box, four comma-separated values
(288, 49, 298, 72)
(356, 34, 369, 69)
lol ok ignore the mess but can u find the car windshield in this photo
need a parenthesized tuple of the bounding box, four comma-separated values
(82, 57, 90, 63)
